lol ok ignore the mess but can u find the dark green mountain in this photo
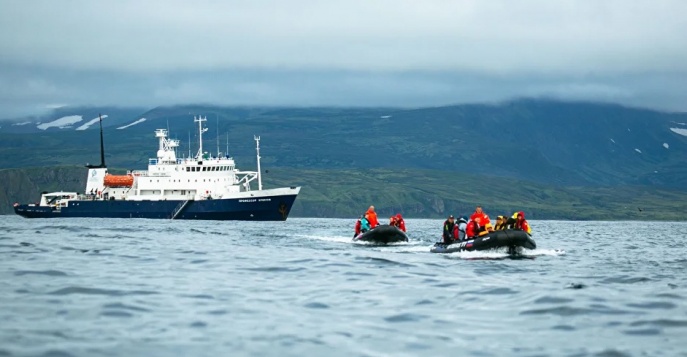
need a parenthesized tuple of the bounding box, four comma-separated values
(1, 99, 686, 219)
(1, 99, 686, 188)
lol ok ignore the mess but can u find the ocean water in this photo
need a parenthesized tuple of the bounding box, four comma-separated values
(0, 216, 686, 357)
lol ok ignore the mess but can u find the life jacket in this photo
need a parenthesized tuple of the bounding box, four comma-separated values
(396, 219, 406, 232)
(494, 216, 506, 230)
(366, 209, 379, 227)
(470, 211, 491, 227)
(394, 214, 406, 232)
(355, 219, 361, 235)
(443, 220, 456, 240)
(360, 217, 371, 232)
(465, 221, 477, 238)
(514, 211, 532, 234)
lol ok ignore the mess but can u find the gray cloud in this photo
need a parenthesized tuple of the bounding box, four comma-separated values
(1, 0, 686, 117)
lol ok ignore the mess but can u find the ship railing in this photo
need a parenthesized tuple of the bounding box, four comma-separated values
(149, 158, 158, 165)
(130, 170, 149, 177)
(236, 170, 258, 191)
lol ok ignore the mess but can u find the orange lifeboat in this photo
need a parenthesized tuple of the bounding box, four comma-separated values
(104, 174, 134, 187)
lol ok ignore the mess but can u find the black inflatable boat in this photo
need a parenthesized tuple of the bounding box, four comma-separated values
(430, 229, 535, 253)
(353, 225, 409, 244)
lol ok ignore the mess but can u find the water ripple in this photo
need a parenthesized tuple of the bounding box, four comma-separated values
(626, 301, 676, 310)
(14, 270, 68, 277)
(521, 305, 634, 316)
(48, 286, 158, 296)
(629, 319, 687, 328)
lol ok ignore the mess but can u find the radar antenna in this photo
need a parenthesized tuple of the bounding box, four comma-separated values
(194, 116, 208, 159)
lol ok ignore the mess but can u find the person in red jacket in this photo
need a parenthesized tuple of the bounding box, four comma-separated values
(366, 206, 379, 228)
(470, 206, 492, 233)
(394, 213, 406, 232)
(465, 220, 478, 240)
(513, 211, 532, 234)
(354, 216, 362, 238)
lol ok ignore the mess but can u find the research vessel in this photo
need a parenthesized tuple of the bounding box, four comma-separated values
(13, 116, 300, 220)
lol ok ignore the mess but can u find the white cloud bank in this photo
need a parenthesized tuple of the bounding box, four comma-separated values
(2, 0, 685, 74)
(0, 0, 686, 116)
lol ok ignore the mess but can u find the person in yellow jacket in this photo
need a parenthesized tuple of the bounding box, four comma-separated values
(494, 215, 508, 230)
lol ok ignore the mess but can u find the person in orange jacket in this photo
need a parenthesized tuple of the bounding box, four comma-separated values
(470, 206, 492, 233)
(513, 211, 532, 234)
(365, 206, 379, 228)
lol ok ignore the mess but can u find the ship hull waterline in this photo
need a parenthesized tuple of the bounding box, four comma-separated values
(14, 194, 298, 221)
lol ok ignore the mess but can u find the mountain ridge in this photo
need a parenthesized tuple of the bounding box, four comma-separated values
(1, 99, 686, 190)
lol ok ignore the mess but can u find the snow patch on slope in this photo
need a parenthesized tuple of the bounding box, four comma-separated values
(37, 115, 82, 130)
(12, 121, 32, 126)
(76, 115, 108, 131)
(117, 118, 146, 129)
(670, 128, 687, 137)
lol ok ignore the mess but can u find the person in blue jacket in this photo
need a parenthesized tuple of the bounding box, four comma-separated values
(360, 214, 371, 234)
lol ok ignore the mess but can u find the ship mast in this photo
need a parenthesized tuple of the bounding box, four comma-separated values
(194, 116, 208, 159)
(86, 113, 107, 168)
(216, 114, 220, 158)
(255, 135, 262, 191)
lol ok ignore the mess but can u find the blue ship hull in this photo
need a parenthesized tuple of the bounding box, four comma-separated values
(14, 194, 298, 221)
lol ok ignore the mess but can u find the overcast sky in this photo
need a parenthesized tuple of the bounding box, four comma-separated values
(1, 0, 686, 118)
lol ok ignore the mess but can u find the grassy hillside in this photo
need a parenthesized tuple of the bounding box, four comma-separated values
(3, 166, 686, 220)
(265, 168, 687, 220)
